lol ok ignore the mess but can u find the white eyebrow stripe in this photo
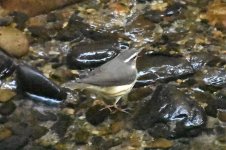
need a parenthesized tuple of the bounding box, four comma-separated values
(124, 52, 138, 63)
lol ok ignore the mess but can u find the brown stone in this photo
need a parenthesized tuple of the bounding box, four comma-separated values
(0, 89, 16, 103)
(0, 27, 29, 57)
(1, 0, 80, 17)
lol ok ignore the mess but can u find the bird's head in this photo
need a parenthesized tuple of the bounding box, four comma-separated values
(117, 48, 142, 66)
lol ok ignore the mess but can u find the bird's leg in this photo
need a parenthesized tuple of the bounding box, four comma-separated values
(100, 97, 130, 114)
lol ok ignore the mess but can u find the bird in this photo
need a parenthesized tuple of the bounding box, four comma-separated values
(63, 48, 142, 112)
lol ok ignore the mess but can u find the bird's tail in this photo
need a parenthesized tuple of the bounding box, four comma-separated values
(61, 80, 86, 91)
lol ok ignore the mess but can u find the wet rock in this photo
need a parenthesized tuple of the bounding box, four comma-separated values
(74, 129, 90, 145)
(191, 89, 218, 117)
(9, 12, 29, 29)
(0, 16, 13, 26)
(0, 89, 16, 103)
(55, 27, 83, 42)
(32, 110, 57, 122)
(66, 41, 121, 70)
(90, 136, 122, 150)
(0, 27, 29, 57)
(1, 0, 81, 17)
(164, 3, 184, 17)
(51, 113, 72, 137)
(16, 65, 67, 104)
(0, 101, 16, 116)
(188, 52, 223, 71)
(133, 84, 206, 138)
(195, 67, 226, 89)
(0, 135, 28, 150)
(0, 50, 15, 79)
(0, 128, 12, 141)
(136, 54, 194, 86)
(11, 123, 48, 140)
(86, 104, 110, 126)
(144, 138, 173, 149)
(144, 10, 164, 23)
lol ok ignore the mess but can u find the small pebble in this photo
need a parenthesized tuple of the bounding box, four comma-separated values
(0, 89, 16, 103)
(0, 128, 12, 141)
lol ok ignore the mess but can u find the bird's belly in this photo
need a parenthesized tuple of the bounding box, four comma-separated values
(86, 83, 134, 97)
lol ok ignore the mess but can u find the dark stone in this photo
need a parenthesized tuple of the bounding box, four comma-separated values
(55, 26, 83, 41)
(144, 10, 164, 23)
(74, 129, 90, 145)
(133, 84, 206, 138)
(0, 101, 16, 116)
(51, 113, 72, 137)
(90, 136, 122, 150)
(11, 122, 48, 140)
(188, 52, 224, 71)
(0, 16, 13, 26)
(0, 135, 28, 150)
(16, 65, 67, 104)
(164, 3, 185, 17)
(195, 67, 226, 88)
(33, 110, 57, 122)
(85, 104, 110, 126)
(0, 50, 15, 79)
(9, 12, 29, 29)
(66, 41, 121, 70)
(191, 90, 218, 117)
(136, 54, 194, 87)
(28, 26, 54, 40)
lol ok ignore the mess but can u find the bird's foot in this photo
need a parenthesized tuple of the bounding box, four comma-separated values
(100, 104, 131, 114)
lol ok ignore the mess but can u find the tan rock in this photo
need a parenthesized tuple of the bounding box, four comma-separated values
(0, 27, 29, 57)
(0, 89, 16, 103)
(0, 128, 12, 141)
(1, 0, 80, 17)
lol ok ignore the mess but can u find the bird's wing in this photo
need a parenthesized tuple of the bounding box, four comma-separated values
(77, 60, 137, 86)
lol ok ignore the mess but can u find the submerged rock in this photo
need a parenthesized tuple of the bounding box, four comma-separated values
(0, 50, 15, 79)
(16, 65, 67, 104)
(133, 84, 206, 138)
(136, 54, 194, 86)
(0, 101, 16, 116)
(66, 41, 121, 70)
(85, 104, 110, 126)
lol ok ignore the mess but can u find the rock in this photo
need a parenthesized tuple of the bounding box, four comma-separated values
(145, 138, 173, 149)
(0, 16, 13, 26)
(1, 0, 81, 17)
(164, 3, 185, 17)
(0, 89, 16, 103)
(85, 104, 110, 126)
(74, 129, 90, 145)
(0, 135, 28, 150)
(0, 101, 16, 116)
(66, 41, 121, 70)
(144, 10, 164, 23)
(11, 123, 48, 140)
(9, 12, 29, 29)
(188, 52, 223, 71)
(133, 84, 206, 138)
(0, 50, 15, 79)
(0, 27, 29, 57)
(55, 26, 83, 42)
(0, 128, 12, 141)
(195, 67, 226, 88)
(51, 113, 72, 137)
(136, 54, 194, 87)
(16, 65, 67, 104)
